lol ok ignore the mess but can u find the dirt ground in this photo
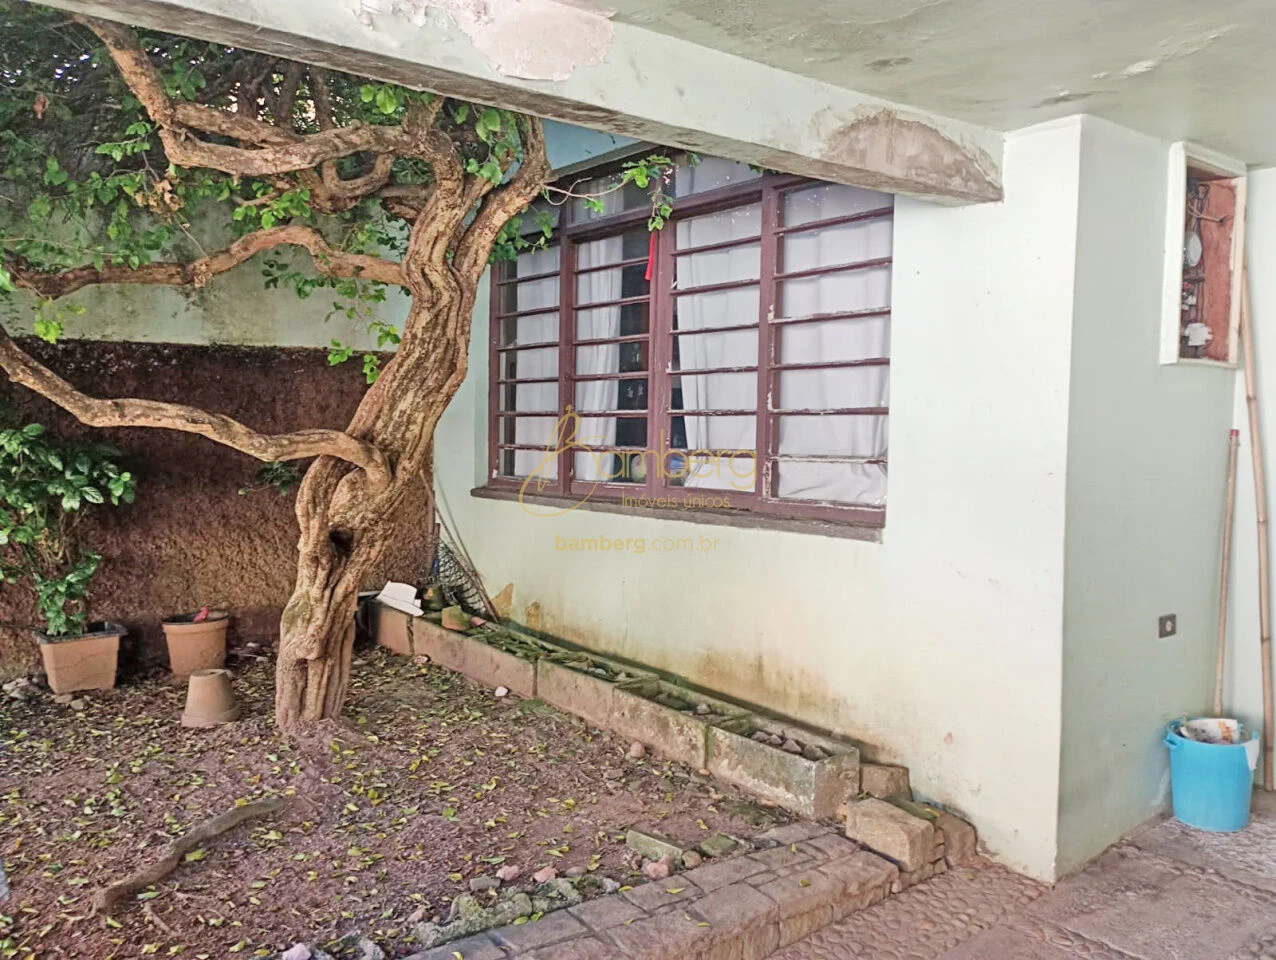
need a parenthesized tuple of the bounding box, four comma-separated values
(0, 647, 786, 959)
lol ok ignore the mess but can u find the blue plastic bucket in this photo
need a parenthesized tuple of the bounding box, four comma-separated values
(1164, 719, 1258, 832)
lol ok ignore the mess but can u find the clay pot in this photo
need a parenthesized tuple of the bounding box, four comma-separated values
(162, 610, 229, 677)
(38, 622, 124, 694)
(181, 668, 240, 728)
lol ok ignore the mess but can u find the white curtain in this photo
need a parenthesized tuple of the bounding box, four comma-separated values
(573, 234, 623, 482)
(510, 245, 560, 478)
(674, 204, 761, 491)
(776, 184, 892, 505)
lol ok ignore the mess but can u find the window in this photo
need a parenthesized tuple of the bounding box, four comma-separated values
(488, 154, 893, 526)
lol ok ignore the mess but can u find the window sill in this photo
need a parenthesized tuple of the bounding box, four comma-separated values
(469, 485, 884, 543)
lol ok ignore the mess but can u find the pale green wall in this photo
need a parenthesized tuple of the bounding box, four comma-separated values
(1056, 117, 1234, 874)
(435, 120, 1084, 880)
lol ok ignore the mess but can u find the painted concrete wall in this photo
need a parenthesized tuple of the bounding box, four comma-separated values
(4, 242, 406, 350)
(434, 120, 1084, 880)
(1056, 118, 1235, 875)
(1224, 168, 1276, 756)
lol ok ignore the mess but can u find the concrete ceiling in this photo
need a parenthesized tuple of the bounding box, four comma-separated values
(604, 0, 1276, 167)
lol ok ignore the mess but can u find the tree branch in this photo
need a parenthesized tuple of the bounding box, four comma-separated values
(0, 327, 393, 491)
(455, 117, 551, 281)
(7, 225, 405, 300)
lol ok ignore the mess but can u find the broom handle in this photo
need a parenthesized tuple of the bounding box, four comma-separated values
(1217, 428, 1240, 716)
(1241, 262, 1276, 790)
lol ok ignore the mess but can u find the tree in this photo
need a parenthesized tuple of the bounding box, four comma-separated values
(0, 2, 669, 727)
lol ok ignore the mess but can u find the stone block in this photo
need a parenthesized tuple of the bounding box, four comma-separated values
(796, 832, 863, 862)
(934, 810, 978, 865)
(534, 659, 616, 730)
(699, 833, 739, 858)
(749, 845, 810, 872)
(626, 828, 686, 862)
(684, 854, 769, 893)
(756, 822, 828, 845)
(818, 851, 899, 920)
(602, 908, 712, 958)
(621, 875, 702, 912)
(842, 798, 934, 872)
(568, 895, 646, 932)
(424, 621, 537, 698)
(860, 762, 911, 799)
(754, 868, 844, 948)
(892, 857, 946, 892)
(522, 936, 620, 960)
(706, 716, 859, 819)
(374, 604, 420, 656)
(610, 679, 738, 768)
(404, 933, 506, 960)
(489, 909, 588, 952)
(687, 883, 780, 960)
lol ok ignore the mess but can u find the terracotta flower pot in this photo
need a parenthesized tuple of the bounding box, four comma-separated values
(162, 610, 229, 677)
(181, 668, 240, 728)
(38, 622, 124, 694)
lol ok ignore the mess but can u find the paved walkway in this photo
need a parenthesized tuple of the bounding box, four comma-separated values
(781, 792, 1276, 959)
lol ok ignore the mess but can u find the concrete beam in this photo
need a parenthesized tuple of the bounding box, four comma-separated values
(37, 0, 1004, 204)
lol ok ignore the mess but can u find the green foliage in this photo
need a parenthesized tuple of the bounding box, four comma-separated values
(0, 418, 136, 635)
(238, 461, 303, 497)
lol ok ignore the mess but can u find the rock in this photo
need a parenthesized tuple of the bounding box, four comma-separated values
(694, 702, 711, 715)
(860, 763, 911, 800)
(842, 798, 935, 872)
(53, 694, 73, 705)
(767, 733, 784, 747)
(69, 698, 87, 711)
(751, 731, 770, 743)
(780, 738, 803, 755)
(327, 933, 384, 960)
(681, 850, 703, 869)
(625, 828, 684, 862)
(627, 741, 646, 760)
(564, 866, 587, 878)
(602, 768, 622, 780)
(440, 605, 470, 631)
(418, 892, 535, 949)
(642, 854, 674, 880)
(495, 865, 521, 883)
(405, 907, 426, 924)
(699, 834, 738, 858)
(539, 877, 583, 905)
(469, 876, 501, 893)
(933, 810, 978, 866)
(532, 866, 558, 883)
(601, 877, 622, 894)
(280, 945, 311, 960)
(494, 685, 509, 698)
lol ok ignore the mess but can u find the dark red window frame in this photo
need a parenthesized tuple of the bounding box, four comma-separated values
(486, 164, 892, 528)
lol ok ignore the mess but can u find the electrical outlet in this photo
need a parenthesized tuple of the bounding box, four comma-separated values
(1159, 614, 1177, 639)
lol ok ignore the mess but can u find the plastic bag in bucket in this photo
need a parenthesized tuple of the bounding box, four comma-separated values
(1164, 718, 1259, 832)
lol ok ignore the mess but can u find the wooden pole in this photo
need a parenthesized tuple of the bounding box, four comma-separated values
(1217, 428, 1240, 715)
(1240, 262, 1275, 789)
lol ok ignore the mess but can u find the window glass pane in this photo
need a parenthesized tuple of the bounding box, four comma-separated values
(674, 287, 759, 332)
(777, 316, 889, 364)
(775, 414, 888, 458)
(671, 372, 756, 411)
(774, 366, 889, 412)
(676, 243, 761, 290)
(519, 199, 560, 237)
(667, 412, 755, 457)
(500, 380, 557, 413)
(779, 264, 891, 318)
(575, 377, 647, 412)
(676, 203, 761, 248)
(675, 328, 759, 369)
(782, 217, 892, 273)
(663, 446, 757, 492)
(500, 312, 557, 348)
(577, 302, 648, 341)
(498, 246, 560, 315)
(773, 461, 885, 507)
(501, 345, 558, 381)
(577, 228, 650, 305)
(674, 157, 761, 196)
(575, 449, 647, 484)
(572, 177, 650, 220)
(783, 183, 892, 227)
(498, 414, 560, 480)
(502, 449, 559, 481)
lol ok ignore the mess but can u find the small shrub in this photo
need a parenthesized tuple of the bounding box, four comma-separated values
(0, 419, 136, 636)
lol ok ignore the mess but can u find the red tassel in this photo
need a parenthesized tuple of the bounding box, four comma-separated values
(645, 232, 657, 282)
